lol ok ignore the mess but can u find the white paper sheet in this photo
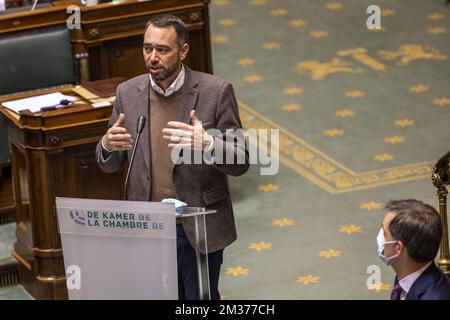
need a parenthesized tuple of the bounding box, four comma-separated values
(1, 92, 76, 113)
(0, 0, 6, 11)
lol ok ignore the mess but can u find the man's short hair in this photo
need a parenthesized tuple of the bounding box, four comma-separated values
(386, 199, 442, 263)
(144, 14, 189, 48)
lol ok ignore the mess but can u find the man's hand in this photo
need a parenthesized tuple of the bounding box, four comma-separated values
(102, 113, 134, 152)
(162, 110, 213, 150)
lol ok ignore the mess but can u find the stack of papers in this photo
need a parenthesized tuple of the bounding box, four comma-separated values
(1, 92, 76, 113)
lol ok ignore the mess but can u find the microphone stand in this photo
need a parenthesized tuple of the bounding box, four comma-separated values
(124, 116, 146, 200)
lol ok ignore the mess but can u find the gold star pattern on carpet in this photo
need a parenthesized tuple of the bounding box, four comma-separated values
(427, 13, 445, 21)
(296, 275, 320, 284)
(374, 153, 394, 162)
(409, 84, 429, 93)
(394, 118, 415, 127)
(318, 249, 342, 258)
(258, 183, 279, 192)
(378, 44, 447, 65)
(225, 267, 250, 277)
(428, 27, 446, 35)
(244, 74, 262, 83)
(250, 0, 267, 6)
(324, 129, 344, 137)
(281, 103, 302, 112)
(336, 109, 355, 117)
(248, 241, 272, 251)
(270, 9, 288, 16)
(360, 201, 382, 210)
(210, 1, 446, 203)
(310, 30, 328, 39)
(272, 218, 295, 227)
(337, 47, 387, 72)
(368, 282, 392, 292)
(213, 0, 229, 6)
(339, 225, 362, 234)
(346, 90, 365, 98)
(211, 35, 229, 44)
(368, 27, 386, 32)
(219, 19, 236, 27)
(384, 136, 405, 144)
(290, 19, 308, 27)
(324, 2, 342, 11)
(263, 42, 281, 49)
(433, 97, 450, 106)
(251, 0, 267, 5)
(381, 9, 395, 17)
(236, 58, 255, 66)
(283, 87, 303, 95)
(296, 59, 361, 80)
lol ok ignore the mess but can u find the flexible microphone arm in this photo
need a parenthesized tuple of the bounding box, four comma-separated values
(124, 116, 146, 200)
(30, 0, 39, 11)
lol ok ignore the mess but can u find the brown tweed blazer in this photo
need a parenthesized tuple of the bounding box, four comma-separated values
(96, 67, 250, 253)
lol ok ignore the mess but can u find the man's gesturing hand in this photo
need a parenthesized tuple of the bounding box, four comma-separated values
(162, 110, 213, 150)
(102, 113, 134, 152)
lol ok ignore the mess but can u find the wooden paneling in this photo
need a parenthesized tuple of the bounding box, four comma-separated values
(72, 0, 213, 81)
(0, 85, 123, 299)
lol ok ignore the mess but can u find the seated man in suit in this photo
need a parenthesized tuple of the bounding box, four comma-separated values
(377, 199, 450, 300)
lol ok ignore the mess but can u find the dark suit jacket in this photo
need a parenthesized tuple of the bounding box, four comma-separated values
(405, 263, 450, 300)
(96, 67, 250, 253)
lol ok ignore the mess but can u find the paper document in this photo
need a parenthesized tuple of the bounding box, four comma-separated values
(1, 92, 76, 113)
(0, 0, 6, 11)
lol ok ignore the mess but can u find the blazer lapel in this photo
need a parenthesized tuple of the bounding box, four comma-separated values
(405, 263, 436, 300)
(137, 76, 151, 172)
(179, 67, 199, 124)
(171, 67, 199, 175)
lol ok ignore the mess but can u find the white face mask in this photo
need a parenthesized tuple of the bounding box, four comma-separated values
(376, 228, 399, 265)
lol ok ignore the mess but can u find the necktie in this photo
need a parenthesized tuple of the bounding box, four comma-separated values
(390, 278, 402, 300)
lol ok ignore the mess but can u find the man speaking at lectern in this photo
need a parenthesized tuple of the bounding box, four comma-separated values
(95, 15, 249, 300)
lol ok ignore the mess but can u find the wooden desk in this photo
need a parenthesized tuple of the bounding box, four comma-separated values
(1, 0, 212, 82)
(73, 0, 213, 81)
(0, 1, 77, 34)
(0, 84, 123, 299)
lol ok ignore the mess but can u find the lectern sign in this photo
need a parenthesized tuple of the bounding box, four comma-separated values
(61, 207, 171, 238)
(56, 197, 178, 300)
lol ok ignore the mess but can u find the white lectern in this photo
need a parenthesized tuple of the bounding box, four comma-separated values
(56, 197, 215, 300)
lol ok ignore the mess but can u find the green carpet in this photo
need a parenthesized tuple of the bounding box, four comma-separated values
(0, 223, 32, 300)
(210, 0, 450, 299)
(0, 284, 33, 300)
(0, 223, 14, 261)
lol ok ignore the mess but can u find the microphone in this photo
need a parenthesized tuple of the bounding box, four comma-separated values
(137, 115, 146, 134)
(124, 116, 146, 200)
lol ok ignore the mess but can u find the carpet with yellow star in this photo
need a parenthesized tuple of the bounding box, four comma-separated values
(210, 0, 450, 299)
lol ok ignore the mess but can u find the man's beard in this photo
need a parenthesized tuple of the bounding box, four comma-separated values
(149, 62, 180, 81)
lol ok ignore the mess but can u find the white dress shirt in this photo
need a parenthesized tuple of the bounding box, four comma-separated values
(149, 64, 185, 97)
